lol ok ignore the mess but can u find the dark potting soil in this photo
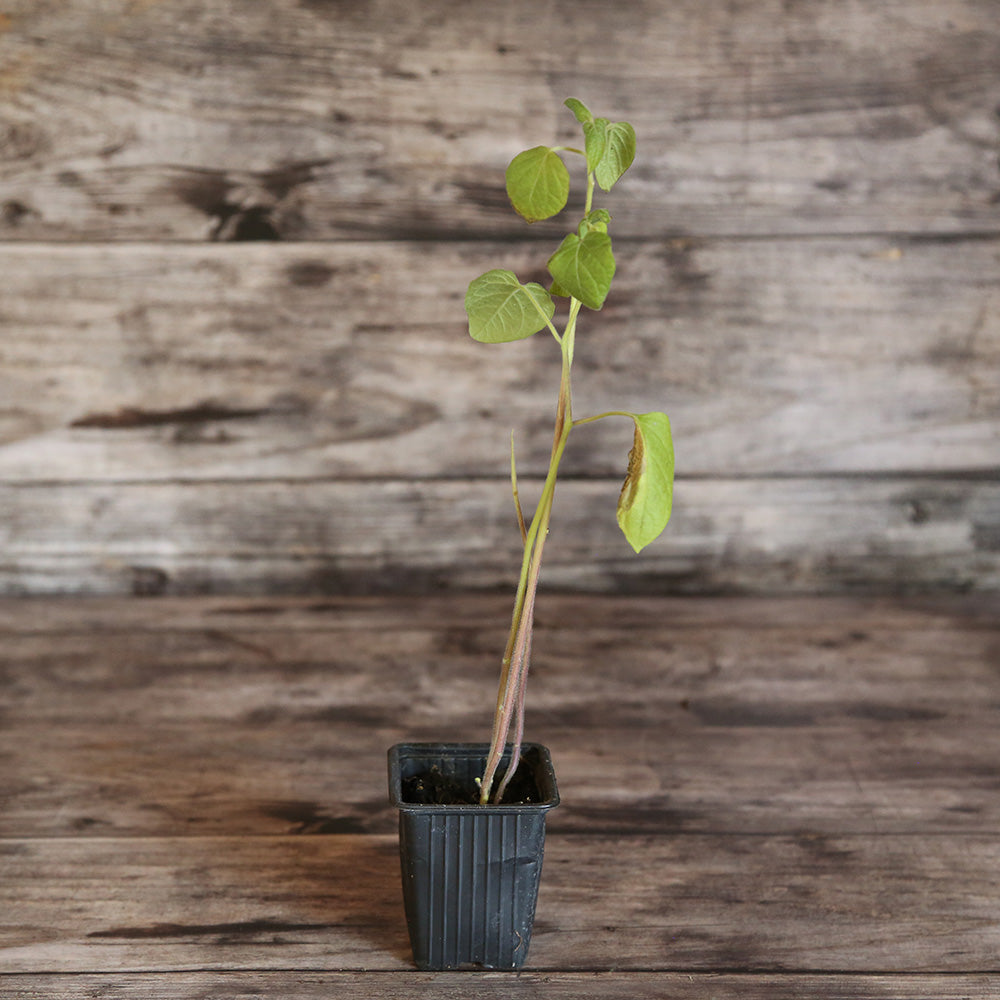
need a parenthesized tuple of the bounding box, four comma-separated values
(402, 748, 543, 806)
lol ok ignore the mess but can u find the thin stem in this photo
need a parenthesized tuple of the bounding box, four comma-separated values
(572, 409, 635, 428)
(479, 307, 577, 804)
(510, 432, 527, 545)
(562, 298, 582, 369)
(494, 582, 534, 803)
(478, 437, 566, 803)
(494, 476, 557, 801)
(480, 175, 599, 805)
(492, 546, 540, 802)
(480, 479, 551, 802)
(526, 287, 562, 344)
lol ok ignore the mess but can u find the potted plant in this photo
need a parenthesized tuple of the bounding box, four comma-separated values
(388, 98, 674, 970)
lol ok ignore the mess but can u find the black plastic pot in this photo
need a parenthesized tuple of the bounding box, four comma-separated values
(387, 742, 559, 970)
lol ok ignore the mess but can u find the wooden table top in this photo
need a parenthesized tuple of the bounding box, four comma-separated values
(2, 593, 998, 998)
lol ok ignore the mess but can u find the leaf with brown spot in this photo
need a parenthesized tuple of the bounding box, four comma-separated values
(617, 412, 674, 553)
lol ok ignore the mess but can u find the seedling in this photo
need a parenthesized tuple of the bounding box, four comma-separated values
(465, 99, 675, 804)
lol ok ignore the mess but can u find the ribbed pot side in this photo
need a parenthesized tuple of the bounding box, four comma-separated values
(388, 743, 560, 970)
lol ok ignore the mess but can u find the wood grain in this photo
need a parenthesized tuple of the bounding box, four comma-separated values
(1, 594, 997, 985)
(1, 476, 997, 595)
(0, 592, 995, 633)
(2, 832, 999, 973)
(2, 2, 998, 597)
(1, 595, 996, 838)
(0, 0, 997, 240)
(1, 238, 997, 482)
(2, 972, 999, 1000)
(2, 0, 998, 989)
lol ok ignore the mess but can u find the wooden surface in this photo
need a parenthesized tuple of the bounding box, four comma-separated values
(2, 239, 997, 482)
(1, 0, 998, 241)
(2, 593, 999, 998)
(3, 11, 997, 996)
(1, 0, 998, 596)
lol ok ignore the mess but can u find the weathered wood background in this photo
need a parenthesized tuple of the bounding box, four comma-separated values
(2, 592, 1000, 995)
(1, 0, 998, 595)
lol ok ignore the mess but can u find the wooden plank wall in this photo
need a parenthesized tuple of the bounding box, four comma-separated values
(1, 0, 998, 596)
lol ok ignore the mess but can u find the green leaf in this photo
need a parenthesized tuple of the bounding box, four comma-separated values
(547, 230, 616, 310)
(465, 269, 555, 343)
(549, 278, 571, 298)
(564, 97, 592, 124)
(582, 117, 608, 172)
(616, 412, 674, 553)
(505, 146, 570, 222)
(594, 121, 636, 191)
(579, 208, 611, 235)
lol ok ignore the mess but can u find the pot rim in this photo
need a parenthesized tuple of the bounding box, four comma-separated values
(388, 741, 560, 813)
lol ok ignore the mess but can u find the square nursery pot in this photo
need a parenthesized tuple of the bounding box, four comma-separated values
(387, 742, 559, 970)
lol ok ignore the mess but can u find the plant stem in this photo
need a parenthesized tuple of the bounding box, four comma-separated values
(510, 432, 527, 545)
(572, 409, 636, 429)
(479, 297, 582, 805)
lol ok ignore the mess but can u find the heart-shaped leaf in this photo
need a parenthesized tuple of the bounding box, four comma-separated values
(465, 269, 555, 343)
(594, 121, 636, 191)
(617, 412, 674, 553)
(547, 230, 615, 310)
(505, 146, 570, 222)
